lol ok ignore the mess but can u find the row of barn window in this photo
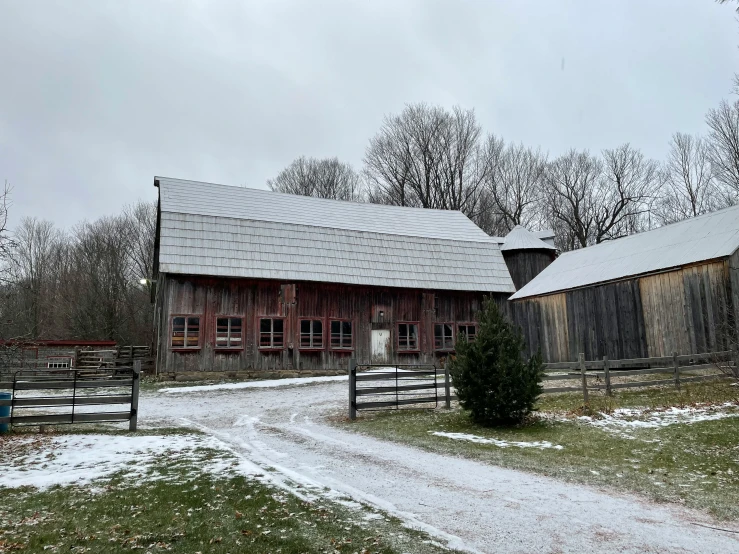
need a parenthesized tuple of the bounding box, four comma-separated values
(171, 316, 477, 352)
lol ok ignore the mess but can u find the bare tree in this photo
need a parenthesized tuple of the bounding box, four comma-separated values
(543, 149, 602, 250)
(0, 182, 13, 282)
(706, 99, 739, 197)
(364, 103, 487, 217)
(654, 133, 729, 224)
(483, 137, 547, 233)
(597, 143, 660, 240)
(268, 157, 364, 201)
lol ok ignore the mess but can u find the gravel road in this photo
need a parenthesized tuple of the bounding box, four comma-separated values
(140, 379, 739, 554)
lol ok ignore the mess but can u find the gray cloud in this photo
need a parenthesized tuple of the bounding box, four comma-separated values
(0, 0, 736, 228)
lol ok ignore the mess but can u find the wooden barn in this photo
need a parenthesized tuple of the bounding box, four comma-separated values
(151, 177, 515, 374)
(510, 205, 739, 362)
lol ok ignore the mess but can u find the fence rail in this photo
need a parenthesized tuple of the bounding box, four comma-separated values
(349, 359, 456, 419)
(0, 360, 141, 431)
(542, 350, 738, 401)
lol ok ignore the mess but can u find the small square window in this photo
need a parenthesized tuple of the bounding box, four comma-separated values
(434, 323, 454, 350)
(172, 316, 201, 349)
(259, 318, 284, 349)
(398, 322, 419, 351)
(330, 320, 353, 349)
(216, 317, 243, 349)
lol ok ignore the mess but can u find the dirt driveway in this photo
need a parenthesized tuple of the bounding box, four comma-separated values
(140, 378, 739, 554)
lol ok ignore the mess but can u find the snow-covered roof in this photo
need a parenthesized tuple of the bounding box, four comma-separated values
(510, 204, 739, 300)
(500, 225, 556, 252)
(155, 177, 515, 293)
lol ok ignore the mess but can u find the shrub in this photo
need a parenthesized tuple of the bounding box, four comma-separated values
(450, 298, 543, 426)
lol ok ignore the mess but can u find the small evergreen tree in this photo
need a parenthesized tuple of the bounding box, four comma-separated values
(450, 298, 543, 426)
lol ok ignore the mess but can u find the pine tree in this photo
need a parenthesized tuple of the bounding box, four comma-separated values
(450, 298, 543, 426)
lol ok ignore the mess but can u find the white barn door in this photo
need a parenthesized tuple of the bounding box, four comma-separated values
(371, 329, 391, 363)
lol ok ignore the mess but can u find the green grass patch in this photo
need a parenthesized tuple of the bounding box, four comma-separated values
(0, 432, 455, 554)
(347, 381, 739, 520)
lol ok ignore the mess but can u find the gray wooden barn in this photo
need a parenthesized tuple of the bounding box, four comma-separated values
(509, 205, 739, 362)
(152, 177, 515, 375)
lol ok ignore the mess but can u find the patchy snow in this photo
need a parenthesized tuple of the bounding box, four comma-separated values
(133, 384, 739, 553)
(431, 431, 564, 450)
(159, 374, 347, 394)
(0, 433, 259, 490)
(578, 403, 739, 430)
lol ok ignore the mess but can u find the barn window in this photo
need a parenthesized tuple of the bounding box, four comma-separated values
(171, 316, 201, 349)
(330, 320, 353, 349)
(300, 319, 324, 349)
(47, 357, 71, 369)
(215, 317, 243, 349)
(434, 323, 454, 350)
(397, 322, 419, 351)
(259, 318, 284, 349)
(458, 323, 477, 343)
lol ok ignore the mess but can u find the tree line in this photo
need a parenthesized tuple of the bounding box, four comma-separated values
(269, 97, 739, 251)
(0, 191, 155, 346)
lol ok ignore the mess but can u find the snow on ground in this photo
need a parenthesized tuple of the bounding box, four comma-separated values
(430, 431, 564, 450)
(159, 367, 425, 394)
(578, 402, 739, 430)
(159, 374, 348, 394)
(0, 433, 260, 490)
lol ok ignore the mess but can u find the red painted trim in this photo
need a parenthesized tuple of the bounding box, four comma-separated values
(169, 314, 203, 350)
(0, 340, 117, 347)
(328, 318, 355, 351)
(257, 316, 286, 350)
(298, 317, 326, 351)
(433, 321, 455, 352)
(213, 314, 245, 349)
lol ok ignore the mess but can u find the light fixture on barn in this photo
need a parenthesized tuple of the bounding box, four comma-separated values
(139, 278, 157, 285)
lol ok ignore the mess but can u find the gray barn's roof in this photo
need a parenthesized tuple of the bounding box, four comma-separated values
(156, 177, 514, 293)
(510, 204, 739, 300)
(500, 225, 556, 252)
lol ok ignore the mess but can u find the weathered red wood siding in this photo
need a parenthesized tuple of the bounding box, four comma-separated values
(154, 274, 502, 373)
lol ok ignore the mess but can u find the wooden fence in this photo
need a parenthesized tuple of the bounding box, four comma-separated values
(0, 360, 141, 431)
(542, 350, 739, 402)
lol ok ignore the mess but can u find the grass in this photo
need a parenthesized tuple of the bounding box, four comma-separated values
(0, 430, 456, 554)
(347, 380, 739, 521)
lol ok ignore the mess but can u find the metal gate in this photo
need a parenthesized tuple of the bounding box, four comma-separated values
(0, 361, 141, 431)
(348, 359, 453, 419)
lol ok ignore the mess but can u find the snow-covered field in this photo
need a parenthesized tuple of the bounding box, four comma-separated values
(577, 403, 739, 431)
(1, 433, 257, 489)
(431, 431, 564, 450)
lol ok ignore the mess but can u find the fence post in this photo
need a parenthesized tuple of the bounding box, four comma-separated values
(130, 360, 141, 432)
(673, 351, 680, 391)
(603, 355, 611, 396)
(349, 358, 357, 421)
(732, 349, 739, 379)
(579, 353, 589, 405)
(444, 357, 451, 409)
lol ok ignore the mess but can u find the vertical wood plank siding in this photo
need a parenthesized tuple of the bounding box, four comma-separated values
(502, 251, 556, 290)
(155, 274, 500, 373)
(511, 258, 738, 362)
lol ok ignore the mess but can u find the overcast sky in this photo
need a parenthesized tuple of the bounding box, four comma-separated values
(1, 0, 737, 229)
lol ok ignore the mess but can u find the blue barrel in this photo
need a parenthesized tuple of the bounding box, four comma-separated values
(0, 392, 10, 433)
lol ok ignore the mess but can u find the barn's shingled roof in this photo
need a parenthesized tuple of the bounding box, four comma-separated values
(155, 177, 515, 293)
(510, 204, 739, 300)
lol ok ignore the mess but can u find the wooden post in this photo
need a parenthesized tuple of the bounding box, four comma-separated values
(349, 358, 357, 421)
(444, 358, 451, 409)
(732, 349, 739, 379)
(673, 351, 680, 391)
(129, 360, 141, 432)
(579, 353, 589, 405)
(603, 355, 611, 396)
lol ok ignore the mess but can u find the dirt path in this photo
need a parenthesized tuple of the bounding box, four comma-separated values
(140, 379, 739, 554)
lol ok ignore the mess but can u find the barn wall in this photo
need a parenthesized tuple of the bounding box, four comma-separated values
(502, 250, 556, 290)
(511, 258, 734, 362)
(154, 274, 500, 373)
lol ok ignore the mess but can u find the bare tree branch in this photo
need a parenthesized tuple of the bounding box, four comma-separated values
(268, 157, 364, 201)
